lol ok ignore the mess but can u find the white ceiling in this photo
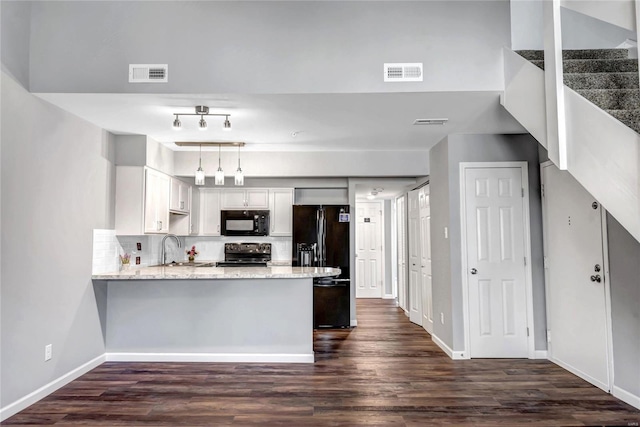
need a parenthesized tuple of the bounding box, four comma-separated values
(37, 91, 525, 152)
(36, 91, 525, 199)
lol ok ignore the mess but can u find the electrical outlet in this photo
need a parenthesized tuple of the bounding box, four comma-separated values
(137, 242, 142, 251)
(45, 344, 52, 361)
(136, 256, 141, 265)
(440, 313, 445, 324)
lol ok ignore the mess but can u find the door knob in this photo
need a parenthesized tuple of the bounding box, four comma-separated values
(590, 275, 602, 283)
(470, 268, 478, 275)
(594, 264, 601, 272)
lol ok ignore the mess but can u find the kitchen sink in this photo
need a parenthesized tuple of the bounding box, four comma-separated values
(152, 261, 216, 267)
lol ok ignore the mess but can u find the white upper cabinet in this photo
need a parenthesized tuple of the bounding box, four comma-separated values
(169, 178, 190, 214)
(269, 188, 294, 236)
(144, 168, 171, 234)
(200, 188, 222, 236)
(221, 189, 269, 209)
(170, 187, 199, 236)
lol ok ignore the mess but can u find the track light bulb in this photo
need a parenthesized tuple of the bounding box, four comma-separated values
(199, 116, 207, 130)
(173, 115, 182, 130)
(223, 116, 232, 131)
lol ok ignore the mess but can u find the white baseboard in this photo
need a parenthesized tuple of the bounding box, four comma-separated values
(350, 319, 358, 327)
(533, 350, 548, 359)
(431, 334, 468, 360)
(105, 352, 315, 364)
(0, 354, 105, 422)
(613, 385, 640, 410)
(382, 294, 395, 300)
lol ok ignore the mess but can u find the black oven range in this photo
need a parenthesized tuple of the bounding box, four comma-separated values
(216, 243, 271, 267)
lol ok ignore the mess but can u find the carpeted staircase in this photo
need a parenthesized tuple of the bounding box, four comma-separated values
(516, 49, 640, 133)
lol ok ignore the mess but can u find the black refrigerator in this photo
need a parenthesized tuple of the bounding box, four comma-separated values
(292, 205, 351, 328)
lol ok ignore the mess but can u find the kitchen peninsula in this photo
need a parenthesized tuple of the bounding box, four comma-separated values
(92, 266, 340, 364)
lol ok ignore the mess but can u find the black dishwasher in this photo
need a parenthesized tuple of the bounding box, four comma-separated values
(313, 278, 350, 328)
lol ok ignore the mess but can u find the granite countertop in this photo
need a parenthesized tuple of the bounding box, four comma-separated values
(92, 265, 340, 281)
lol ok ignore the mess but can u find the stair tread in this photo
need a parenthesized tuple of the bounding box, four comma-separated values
(575, 88, 640, 110)
(530, 58, 638, 73)
(564, 72, 639, 90)
(516, 49, 629, 60)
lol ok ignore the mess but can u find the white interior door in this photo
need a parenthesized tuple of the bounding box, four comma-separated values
(356, 201, 383, 298)
(420, 186, 434, 334)
(408, 190, 422, 325)
(542, 163, 611, 391)
(464, 166, 529, 358)
(396, 196, 408, 312)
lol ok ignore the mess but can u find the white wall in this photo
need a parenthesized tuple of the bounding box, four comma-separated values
(511, 1, 635, 50)
(0, 1, 31, 89)
(429, 133, 546, 352)
(606, 214, 640, 403)
(28, 1, 510, 94)
(1, 72, 115, 409)
(173, 150, 429, 178)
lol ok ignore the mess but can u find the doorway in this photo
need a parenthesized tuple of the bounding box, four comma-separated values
(408, 189, 422, 325)
(355, 201, 384, 298)
(460, 162, 534, 358)
(541, 161, 613, 391)
(419, 185, 434, 334)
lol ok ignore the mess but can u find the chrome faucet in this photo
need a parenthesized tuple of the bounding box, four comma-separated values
(161, 234, 182, 265)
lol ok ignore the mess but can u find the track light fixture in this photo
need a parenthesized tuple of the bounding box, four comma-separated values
(172, 106, 232, 131)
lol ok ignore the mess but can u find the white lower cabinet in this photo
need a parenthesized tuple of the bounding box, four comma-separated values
(200, 188, 221, 236)
(269, 188, 294, 236)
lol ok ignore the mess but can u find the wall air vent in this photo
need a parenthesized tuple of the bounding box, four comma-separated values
(384, 63, 423, 82)
(128, 64, 168, 83)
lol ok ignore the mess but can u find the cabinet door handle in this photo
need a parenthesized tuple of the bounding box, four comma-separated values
(217, 224, 220, 233)
(180, 201, 184, 210)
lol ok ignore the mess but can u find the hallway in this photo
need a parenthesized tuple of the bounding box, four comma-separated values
(3, 299, 639, 426)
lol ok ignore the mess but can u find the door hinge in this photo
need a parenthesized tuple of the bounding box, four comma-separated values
(524, 256, 527, 266)
(546, 330, 551, 343)
(526, 327, 530, 337)
(521, 188, 525, 198)
(543, 256, 549, 269)
(541, 184, 545, 198)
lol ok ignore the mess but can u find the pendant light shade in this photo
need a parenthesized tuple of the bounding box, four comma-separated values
(234, 144, 244, 186)
(194, 144, 205, 186)
(214, 144, 224, 186)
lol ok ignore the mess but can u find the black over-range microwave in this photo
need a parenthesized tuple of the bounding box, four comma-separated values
(221, 210, 270, 236)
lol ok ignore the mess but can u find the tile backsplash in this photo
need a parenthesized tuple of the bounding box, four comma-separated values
(93, 230, 292, 273)
(92, 229, 120, 274)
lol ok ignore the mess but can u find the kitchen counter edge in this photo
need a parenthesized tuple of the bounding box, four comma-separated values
(92, 266, 341, 281)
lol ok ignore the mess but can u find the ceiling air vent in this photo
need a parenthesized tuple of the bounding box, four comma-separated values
(128, 64, 168, 83)
(384, 63, 423, 82)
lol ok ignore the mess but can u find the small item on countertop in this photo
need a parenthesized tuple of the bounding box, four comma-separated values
(120, 252, 131, 265)
(186, 245, 199, 262)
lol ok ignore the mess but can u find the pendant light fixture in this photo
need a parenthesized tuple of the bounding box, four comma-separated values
(194, 144, 205, 186)
(214, 144, 225, 186)
(234, 144, 244, 186)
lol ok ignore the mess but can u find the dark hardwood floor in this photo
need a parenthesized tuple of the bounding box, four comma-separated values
(3, 299, 639, 426)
